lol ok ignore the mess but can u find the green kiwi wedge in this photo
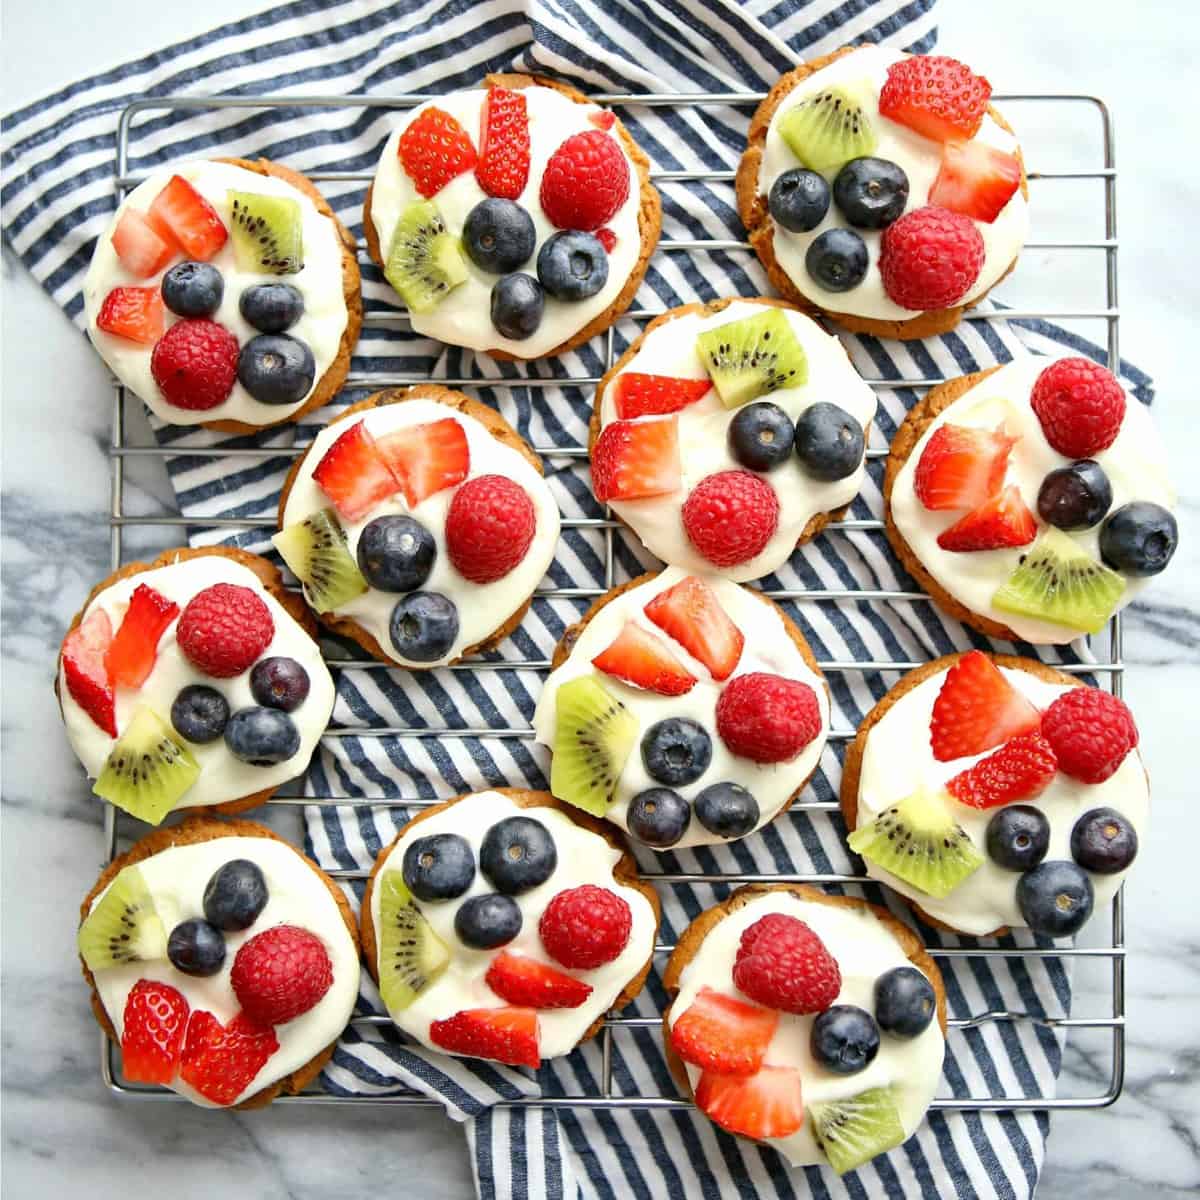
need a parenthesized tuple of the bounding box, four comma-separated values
(229, 191, 304, 274)
(93, 707, 200, 824)
(77, 864, 168, 971)
(377, 870, 450, 1011)
(384, 200, 468, 313)
(695, 309, 809, 409)
(809, 1087, 907, 1175)
(550, 676, 638, 817)
(778, 82, 878, 173)
(273, 508, 368, 613)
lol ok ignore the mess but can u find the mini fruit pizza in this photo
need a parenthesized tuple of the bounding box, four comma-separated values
(78, 816, 360, 1108)
(841, 651, 1147, 937)
(737, 46, 1028, 338)
(364, 73, 660, 360)
(590, 298, 876, 582)
(663, 884, 945, 1174)
(361, 789, 659, 1067)
(56, 547, 335, 823)
(885, 356, 1177, 644)
(84, 158, 361, 431)
(532, 567, 831, 849)
(276, 386, 560, 668)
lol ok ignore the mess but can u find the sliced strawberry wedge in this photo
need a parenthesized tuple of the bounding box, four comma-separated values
(62, 608, 116, 736)
(588, 109, 616, 131)
(477, 86, 530, 200)
(591, 417, 681, 502)
(376, 418, 470, 508)
(696, 1065, 804, 1140)
(937, 485, 1037, 552)
(592, 621, 698, 696)
(147, 175, 227, 261)
(612, 373, 712, 420)
(121, 979, 189, 1084)
(97, 286, 165, 344)
(595, 228, 617, 253)
(429, 1006, 540, 1068)
(914, 423, 1016, 511)
(179, 1010, 279, 1106)
(644, 575, 744, 681)
(104, 584, 180, 689)
(111, 208, 175, 277)
(485, 952, 592, 1009)
(947, 730, 1058, 808)
(929, 140, 1022, 224)
(930, 650, 1041, 762)
(313, 421, 401, 522)
(670, 987, 778, 1077)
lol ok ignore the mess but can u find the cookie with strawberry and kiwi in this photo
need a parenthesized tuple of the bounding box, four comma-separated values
(737, 46, 1028, 339)
(840, 650, 1147, 937)
(275, 385, 560, 668)
(56, 546, 335, 824)
(662, 883, 946, 1174)
(884, 355, 1178, 644)
(78, 814, 359, 1108)
(363, 73, 660, 360)
(360, 789, 659, 1068)
(589, 298, 876, 581)
(531, 567, 831, 848)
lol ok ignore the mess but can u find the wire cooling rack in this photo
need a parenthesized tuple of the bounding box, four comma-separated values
(98, 90, 1125, 1113)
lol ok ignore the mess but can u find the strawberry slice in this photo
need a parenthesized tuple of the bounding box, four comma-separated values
(947, 730, 1058, 808)
(878, 54, 992, 143)
(695, 1065, 804, 1140)
(484, 952, 592, 1010)
(376, 418, 470, 508)
(591, 417, 681, 502)
(592, 621, 698, 696)
(670, 987, 778, 1077)
(588, 110, 616, 131)
(147, 175, 227, 261)
(644, 575, 744, 681)
(596, 228, 617, 253)
(930, 650, 1041, 762)
(104, 584, 180, 689)
(937, 485, 1037, 552)
(313, 421, 401, 522)
(914, 423, 1015, 511)
(121, 979, 189, 1084)
(179, 1009, 279, 1106)
(429, 1006, 540, 1068)
(399, 106, 477, 198)
(97, 286, 165, 344)
(62, 608, 116, 736)
(612, 373, 712, 420)
(476, 86, 530, 200)
(929, 140, 1022, 224)
(111, 208, 175, 277)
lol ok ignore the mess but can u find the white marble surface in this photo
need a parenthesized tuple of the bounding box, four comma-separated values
(3, 1, 1197, 1196)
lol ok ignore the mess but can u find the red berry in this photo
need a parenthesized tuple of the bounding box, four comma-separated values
(398, 106, 477, 198)
(445, 474, 536, 584)
(179, 1009, 279, 1105)
(539, 885, 631, 970)
(929, 140, 1022, 224)
(97, 286, 165, 344)
(936, 485, 1037, 552)
(150, 319, 239, 411)
(682, 471, 779, 568)
(1040, 687, 1138, 784)
(591, 416, 681, 502)
(376, 417, 470, 508)
(878, 54, 992, 143)
(476, 86, 530, 200)
(670, 986, 778, 1076)
(947, 730, 1058, 808)
(592, 620, 697, 696)
(930, 650, 1041, 762)
(176, 583, 274, 678)
(611, 372, 711, 420)
(111, 208, 175, 277)
(62, 608, 116, 736)
(595, 227, 617, 253)
(716, 672, 821, 764)
(880, 205, 985, 311)
(695, 1065, 804, 1141)
(104, 583, 179, 689)
(588, 110, 616, 131)
(429, 1006, 540, 1068)
(732, 913, 841, 1015)
(147, 175, 227, 261)
(231, 925, 333, 1026)
(644, 575, 744, 681)
(1030, 357, 1126, 459)
(914, 423, 1015, 511)
(484, 951, 592, 1009)
(540, 130, 630, 231)
(121, 979, 189, 1084)
(313, 420, 402, 522)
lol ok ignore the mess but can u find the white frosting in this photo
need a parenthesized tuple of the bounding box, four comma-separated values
(59, 555, 335, 810)
(756, 45, 1029, 321)
(531, 566, 830, 848)
(370, 791, 657, 1060)
(856, 665, 1149, 935)
(368, 87, 644, 358)
(598, 301, 877, 582)
(669, 891, 944, 1167)
(83, 160, 350, 427)
(279, 397, 560, 667)
(89, 834, 360, 1107)
(891, 354, 1176, 644)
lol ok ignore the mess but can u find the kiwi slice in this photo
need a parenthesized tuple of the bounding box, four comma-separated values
(384, 200, 468, 314)
(779, 82, 878, 173)
(93, 707, 200, 824)
(550, 676, 639, 817)
(229, 191, 304, 274)
(696, 309, 809, 409)
(848, 789, 983, 899)
(77, 864, 167, 971)
(273, 508, 368, 613)
(377, 870, 450, 1011)
(809, 1087, 906, 1175)
(993, 527, 1126, 635)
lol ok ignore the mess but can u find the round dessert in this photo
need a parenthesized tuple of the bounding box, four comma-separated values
(737, 46, 1029, 338)
(276, 386, 560, 668)
(83, 158, 361, 431)
(532, 567, 831, 848)
(78, 815, 360, 1108)
(56, 547, 335, 824)
(364, 73, 660, 360)
(590, 298, 876, 582)
(663, 883, 946, 1174)
(885, 356, 1177, 644)
(840, 650, 1147, 937)
(360, 789, 660, 1067)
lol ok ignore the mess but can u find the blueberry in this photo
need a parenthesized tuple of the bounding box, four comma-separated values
(223, 706, 301, 765)
(536, 231, 609, 301)
(832, 157, 909, 229)
(170, 684, 229, 744)
(1016, 860, 1095, 936)
(203, 859, 269, 931)
(402, 833, 475, 901)
(794, 401, 865, 481)
(1070, 807, 1138, 874)
(462, 199, 536, 274)
(627, 788, 691, 848)
(161, 261, 224, 318)
(874, 966, 936, 1038)
(1036, 460, 1113, 530)
(642, 718, 712, 787)
(239, 282, 304, 333)
(357, 515, 436, 592)
(490, 273, 544, 340)
(1099, 501, 1178, 577)
(167, 918, 226, 976)
(728, 402, 795, 472)
(984, 804, 1050, 872)
(480, 816, 558, 895)
(805, 228, 868, 292)
(454, 893, 522, 950)
(389, 592, 459, 662)
(249, 656, 310, 712)
(237, 334, 315, 406)
(693, 781, 759, 839)
(768, 168, 830, 233)
(810, 1005, 880, 1075)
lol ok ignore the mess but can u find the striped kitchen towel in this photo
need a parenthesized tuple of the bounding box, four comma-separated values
(2, 0, 1152, 1197)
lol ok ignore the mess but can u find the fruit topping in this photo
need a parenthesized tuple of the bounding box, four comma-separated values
(203, 859, 269, 931)
(446, 475, 536, 584)
(312, 420, 401, 522)
(833, 156, 910, 229)
(768, 167, 830, 232)
(930, 651, 1040, 761)
(476, 86, 530, 199)
(1070, 807, 1138, 874)
(986, 804, 1051, 872)
(540, 129, 630, 231)
(240, 282, 303, 333)
(811, 1005, 880, 1075)
(490, 272, 544, 339)
(237, 334, 315, 406)
(539, 884, 631, 969)
(485, 952, 592, 1010)
(1016, 860, 1094, 936)
(915, 423, 1015, 511)
(398, 106, 477, 198)
(249, 656, 310, 712)
(694, 781, 759, 839)
(121, 979, 189, 1084)
(161, 261, 223, 318)
(778, 82, 877, 172)
(696, 308, 808, 409)
(429, 1006, 539, 1069)
(716, 672, 821, 764)
(1100, 501, 1178, 577)
(805, 228, 868, 292)
(874, 966, 937, 1038)
(112, 208, 175, 277)
(389, 592, 460, 662)
(77, 864, 166, 970)
(150, 318, 239, 410)
(232, 924, 333, 1025)
(592, 621, 697, 696)
(682, 471, 780, 568)
(728, 401, 795, 471)
(376, 416, 470, 509)
(385, 200, 469, 312)
(589, 110, 616, 131)
(377, 871, 450, 1011)
(809, 1086, 905, 1175)
(1031, 357, 1126, 458)
(929, 140, 1021, 223)
(670, 986, 778, 1076)
(455, 893, 522, 950)
(480, 816, 557, 895)
(167, 917, 226, 977)
(179, 1009, 279, 1106)
(794, 401, 866, 481)
(549, 676, 637, 816)
(697, 1065, 805, 1141)
(97, 286, 165, 344)
(732, 912, 840, 1014)
(62, 608, 116, 736)
(936, 485, 1037, 552)
(1040, 686, 1138, 784)
(354, 515, 435, 594)
(627, 787, 691, 847)
(402, 831, 476, 901)
(1037, 460, 1113, 531)
(878, 54, 991, 142)
(147, 175, 227, 261)
(880, 204, 984, 310)
(642, 717, 712, 786)
(595, 227, 617, 252)
(644, 575, 743, 681)
(462, 197, 535, 273)
(104, 583, 179, 689)
(537, 230, 609, 301)
(170, 684, 229, 744)
(224, 706, 300, 765)
(591, 416, 681, 502)
(947, 729, 1058, 808)
(93, 706, 200, 823)
(611, 372, 711, 419)
(177, 582, 274, 678)
(272, 508, 368, 613)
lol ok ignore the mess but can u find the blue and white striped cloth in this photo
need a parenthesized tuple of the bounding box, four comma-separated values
(3, 1, 1153, 1196)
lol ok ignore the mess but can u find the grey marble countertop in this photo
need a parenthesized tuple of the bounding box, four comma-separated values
(3, 1, 1197, 1196)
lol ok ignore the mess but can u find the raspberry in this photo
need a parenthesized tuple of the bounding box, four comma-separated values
(732, 913, 841, 1014)
(150, 319, 239, 411)
(682, 471, 779, 568)
(1030, 357, 1126, 458)
(539, 885, 631, 970)
(716, 673, 821, 764)
(445, 474, 536, 584)
(398, 106, 477, 198)
(1040, 687, 1138, 784)
(879, 205, 985, 311)
(176, 583, 274, 678)
(540, 131, 630, 231)
(231, 925, 333, 1026)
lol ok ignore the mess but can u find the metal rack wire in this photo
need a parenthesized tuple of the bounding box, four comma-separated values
(99, 90, 1125, 1113)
